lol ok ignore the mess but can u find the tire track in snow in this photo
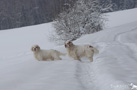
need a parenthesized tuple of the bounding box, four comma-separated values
(114, 27, 137, 42)
(75, 61, 99, 90)
(114, 26, 137, 61)
(83, 26, 137, 90)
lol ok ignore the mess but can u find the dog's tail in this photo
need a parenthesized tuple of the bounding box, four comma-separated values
(93, 47, 99, 54)
(88, 45, 99, 55)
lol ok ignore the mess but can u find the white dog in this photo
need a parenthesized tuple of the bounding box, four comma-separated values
(31, 45, 66, 61)
(65, 41, 99, 62)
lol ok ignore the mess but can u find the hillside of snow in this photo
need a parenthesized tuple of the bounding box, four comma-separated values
(105, 8, 137, 28)
(0, 8, 137, 90)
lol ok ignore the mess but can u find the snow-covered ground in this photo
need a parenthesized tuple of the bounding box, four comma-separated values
(0, 8, 137, 90)
(105, 8, 137, 28)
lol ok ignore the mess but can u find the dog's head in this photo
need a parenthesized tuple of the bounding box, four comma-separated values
(65, 41, 74, 48)
(31, 45, 40, 52)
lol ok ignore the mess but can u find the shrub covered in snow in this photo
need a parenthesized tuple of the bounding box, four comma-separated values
(51, 0, 105, 43)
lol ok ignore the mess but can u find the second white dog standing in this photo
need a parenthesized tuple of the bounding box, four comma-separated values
(65, 41, 99, 62)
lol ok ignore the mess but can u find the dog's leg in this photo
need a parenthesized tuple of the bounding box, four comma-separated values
(54, 56, 62, 60)
(37, 57, 42, 61)
(57, 57, 62, 60)
(88, 57, 93, 62)
(77, 57, 82, 62)
(77, 58, 82, 61)
(74, 56, 81, 61)
(51, 57, 54, 61)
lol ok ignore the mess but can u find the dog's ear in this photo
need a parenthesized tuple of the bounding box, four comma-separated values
(64, 42, 67, 48)
(65, 41, 68, 48)
(36, 45, 40, 50)
(31, 47, 34, 51)
(65, 44, 67, 48)
(68, 41, 73, 45)
(89, 45, 93, 48)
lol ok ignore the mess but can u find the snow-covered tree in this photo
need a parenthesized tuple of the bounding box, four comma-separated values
(51, 0, 104, 43)
(123, 0, 136, 9)
(99, 0, 113, 12)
